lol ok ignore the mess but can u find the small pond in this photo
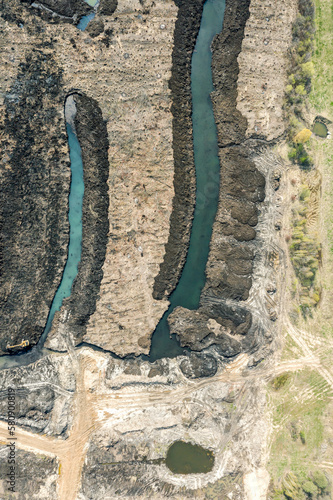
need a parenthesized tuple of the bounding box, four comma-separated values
(165, 441, 215, 474)
(313, 121, 328, 138)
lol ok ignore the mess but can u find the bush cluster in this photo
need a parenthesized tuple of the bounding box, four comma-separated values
(289, 184, 321, 317)
(273, 470, 330, 500)
(288, 143, 313, 169)
(285, 0, 315, 167)
(272, 373, 291, 390)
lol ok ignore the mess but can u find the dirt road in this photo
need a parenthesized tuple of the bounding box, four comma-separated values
(1, 329, 332, 500)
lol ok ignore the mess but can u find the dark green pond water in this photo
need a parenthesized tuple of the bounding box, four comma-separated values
(165, 441, 215, 474)
(149, 0, 226, 361)
(313, 121, 328, 138)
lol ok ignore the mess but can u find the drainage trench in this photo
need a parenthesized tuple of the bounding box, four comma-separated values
(149, 0, 226, 361)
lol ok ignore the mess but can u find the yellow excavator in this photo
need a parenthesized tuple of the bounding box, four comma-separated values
(6, 339, 29, 349)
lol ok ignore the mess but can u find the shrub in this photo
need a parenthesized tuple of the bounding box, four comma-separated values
(302, 480, 318, 496)
(288, 143, 313, 169)
(299, 154, 313, 169)
(299, 430, 306, 444)
(282, 472, 305, 499)
(312, 469, 328, 490)
(289, 148, 297, 161)
(289, 185, 321, 316)
(273, 494, 285, 500)
(294, 128, 312, 143)
(298, 0, 315, 19)
(290, 421, 299, 441)
(301, 61, 314, 78)
(299, 185, 310, 200)
(289, 74, 296, 85)
(295, 84, 307, 96)
(290, 116, 302, 130)
(272, 373, 290, 390)
(286, 84, 294, 95)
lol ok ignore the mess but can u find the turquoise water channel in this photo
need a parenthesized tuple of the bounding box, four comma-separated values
(0, 122, 84, 369)
(149, 0, 226, 361)
(77, 0, 98, 30)
(0, 0, 225, 369)
(77, 12, 95, 31)
(43, 124, 84, 337)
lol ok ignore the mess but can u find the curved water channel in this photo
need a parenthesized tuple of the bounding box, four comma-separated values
(149, 0, 225, 361)
(43, 121, 84, 337)
(0, 0, 225, 368)
(0, 112, 85, 369)
(77, 0, 99, 31)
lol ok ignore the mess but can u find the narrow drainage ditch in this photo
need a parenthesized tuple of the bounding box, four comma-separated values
(148, 0, 226, 361)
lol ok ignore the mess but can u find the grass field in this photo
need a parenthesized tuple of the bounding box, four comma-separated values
(310, 0, 333, 114)
(268, 368, 332, 478)
(268, 1, 333, 494)
(305, 0, 333, 338)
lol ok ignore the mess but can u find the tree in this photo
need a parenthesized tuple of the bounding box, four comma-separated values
(289, 74, 296, 85)
(302, 480, 318, 496)
(286, 84, 294, 94)
(294, 128, 312, 143)
(301, 61, 314, 78)
(295, 84, 307, 96)
(312, 469, 328, 490)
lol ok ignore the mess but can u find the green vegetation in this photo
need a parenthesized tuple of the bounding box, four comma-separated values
(268, 368, 332, 499)
(285, 0, 315, 168)
(288, 143, 313, 169)
(289, 183, 321, 317)
(309, 0, 333, 111)
(272, 469, 330, 499)
(309, 0, 333, 265)
(312, 470, 329, 490)
(272, 373, 291, 390)
(269, 3, 333, 497)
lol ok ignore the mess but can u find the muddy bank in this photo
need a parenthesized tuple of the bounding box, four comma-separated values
(168, 0, 267, 356)
(20, 0, 92, 24)
(153, 0, 205, 300)
(0, 49, 70, 355)
(60, 93, 109, 344)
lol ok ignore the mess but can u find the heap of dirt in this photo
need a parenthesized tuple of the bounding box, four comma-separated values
(19, 0, 92, 24)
